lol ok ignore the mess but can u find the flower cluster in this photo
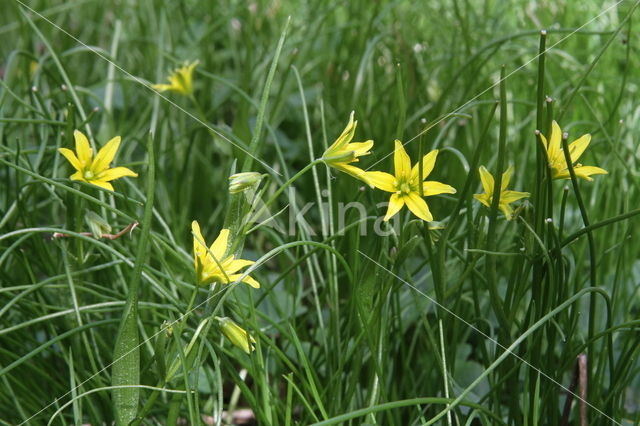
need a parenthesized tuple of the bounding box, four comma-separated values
(322, 113, 606, 222)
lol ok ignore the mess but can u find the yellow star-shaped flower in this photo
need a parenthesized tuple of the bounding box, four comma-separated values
(473, 166, 529, 220)
(58, 130, 137, 191)
(191, 221, 260, 288)
(364, 140, 456, 222)
(152, 61, 198, 95)
(321, 111, 374, 184)
(539, 120, 607, 181)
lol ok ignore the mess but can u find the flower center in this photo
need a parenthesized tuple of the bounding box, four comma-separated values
(83, 170, 95, 180)
(397, 179, 412, 195)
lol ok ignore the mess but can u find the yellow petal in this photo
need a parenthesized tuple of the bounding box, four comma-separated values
(229, 274, 260, 288)
(478, 166, 494, 194)
(332, 111, 356, 150)
(393, 139, 411, 178)
(422, 181, 456, 196)
(333, 163, 368, 181)
(192, 220, 207, 261)
(151, 83, 172, 92)
(501, 190, 530, 203)
(58, 148, 82, 171)
(210, 229, 230, 261)
(383, 193, 404, 221)
(348, 140, 374, 157)
(74, 130, 93, 167)
(88, 180, 114, 191)
(91, 136, 121, 174)
(364, 171, 396, 192)
(225, 258, 254, 275)
(573, 165, 607, 181)
(499, 202, 514, 220)
(70, 171, 85, 182)
(97, 166, 138, 181)
(473, 192, 491, 208)
(501, 166, 513, 191)
(548, 120, 562, 163)
(411, 150, 438, 181)
(405, 192, 433, 222)
(568, 134, 591, 163)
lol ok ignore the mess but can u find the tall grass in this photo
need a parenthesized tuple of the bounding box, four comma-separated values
(1, 1, 639, 425)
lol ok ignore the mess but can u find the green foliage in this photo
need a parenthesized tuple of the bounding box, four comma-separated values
(1, 1, 639, 425)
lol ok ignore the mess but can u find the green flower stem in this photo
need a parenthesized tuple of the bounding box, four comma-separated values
(484, 65, 509, 330)
(112, 134, 155, 425)
(560, 131, 614, 403)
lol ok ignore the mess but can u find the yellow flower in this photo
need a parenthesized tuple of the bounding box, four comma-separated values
(364, 140, 456, 222)
(191, 221, 260, 288)
(216, 317, 256, 354)
(152, 61, 198, 95)
(473, 166, 529, 220)
(58, 130, 137, 191)
(321, 111, 374, 184)
(539, 120, 607, 181)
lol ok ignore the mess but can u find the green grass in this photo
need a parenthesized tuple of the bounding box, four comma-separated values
(1, 0, 640, 424)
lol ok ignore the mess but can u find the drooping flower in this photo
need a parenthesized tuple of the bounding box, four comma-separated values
(539, 120, 607, 181)
(321, 111, 374, 184)
(216, 316, 256, 354)
(58, 130, 137, 191)
(152, 61, 199, 95)
(473, 166, 529, 220)
(364, 140, 456, 222)
(191, 221, 260, 288)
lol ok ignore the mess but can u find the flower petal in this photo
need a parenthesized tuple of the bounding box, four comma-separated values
(422, 181, 456, 196)
(348, 140, 374, 157)
(383, 193, 404, 221)
(91, 136, 121, 174)
(151, 83, 172, 92)
(393, 139, 411, 178)
(97, 167, 138, 181)
(501, 166, 513, 191)
(74, 130, 93, 167)
(548, 120, 562, 163)
(568, 134, 591, 163)
(333, 111, 356, 150)
(210, 229, 230, 261)
(473, 193, 491, 208)
(478, 166, 494, 194)
(499, 202, 514, 220)
(411, 150, 438, 181)
(501, 190, 530, 203)
(88, 180, 114, 192)
(405, 192, 433, 222)
(364, 171, 396, 192)
(58, 148, 82, 171)
(70, 171, 85, 182)
(229, 273, 260, 288)
(573, 165, 608, 181)
(225, 258, 254, 275)
(333, 163, 368, 182)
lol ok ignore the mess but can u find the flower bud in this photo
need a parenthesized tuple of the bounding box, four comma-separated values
(216, 317, 256, 354)
(228, 172, 262, 194)
(84, 211, 111, 239)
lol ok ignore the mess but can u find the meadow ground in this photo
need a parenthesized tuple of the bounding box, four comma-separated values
(1, 1, 639, 425)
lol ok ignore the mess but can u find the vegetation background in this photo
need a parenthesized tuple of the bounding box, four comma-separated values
(0, 0, 639, 424)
